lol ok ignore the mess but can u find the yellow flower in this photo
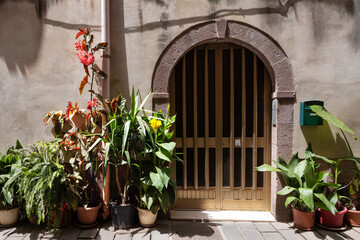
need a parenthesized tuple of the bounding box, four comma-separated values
(150, 119, 162, 131)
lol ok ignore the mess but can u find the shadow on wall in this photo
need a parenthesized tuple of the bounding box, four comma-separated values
(0, 0, 46, 75)
(301, 121, 351, 158)
(109, 0, 130, 100)
(125, 0, 356, 33)
(0, 0, 101, 76)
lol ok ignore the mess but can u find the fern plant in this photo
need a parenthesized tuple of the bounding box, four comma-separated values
(4, 139, 78, 230)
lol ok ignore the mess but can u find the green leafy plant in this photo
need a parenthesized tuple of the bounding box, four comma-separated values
(255, 146, 337, 214)
(4, 139, 78, 230)
(0, 140, 26, 210)
(310, 105, 360, 209)
(132, 107, 182, 214)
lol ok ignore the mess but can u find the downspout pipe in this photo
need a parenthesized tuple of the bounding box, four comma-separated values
(100, 0, 111, 221)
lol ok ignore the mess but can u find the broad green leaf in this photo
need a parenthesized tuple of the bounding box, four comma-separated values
(299, 188, 314, 211)
(156, 166, 171, 188)
(158, 142, 176, 154)
(293, 160, 307, 178)
(288, 152, 299, 172)
(285, 196, 299, 208)
(156, 149, 173, 162)
(121, 120, 130, 153)
(254, 164, 281, 172)
(277, 186, 296, 195)
(315, 193, 337, 215)
(150, 172, 164, 192)
(158, 190, 170, 213)
(310, 105, 356, 138)
(103, 142, 110, 187)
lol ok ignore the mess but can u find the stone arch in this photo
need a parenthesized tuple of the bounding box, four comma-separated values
(152, 20, 295, 220)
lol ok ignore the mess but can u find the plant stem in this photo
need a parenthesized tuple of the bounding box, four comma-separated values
(115, 165, 122, 203)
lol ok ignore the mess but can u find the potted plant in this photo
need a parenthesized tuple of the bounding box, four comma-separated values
(43, 28, 108, 227)
(131, 108, 181, 227)
(101, 90, 150, 229)
(255, 146, 336, 230)
(5, 139, 78, 230)
(0, 141, 26, 226)
(310, 105, 360, 227)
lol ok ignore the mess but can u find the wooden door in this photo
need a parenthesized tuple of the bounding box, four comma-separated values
(170, 43, 271, 211)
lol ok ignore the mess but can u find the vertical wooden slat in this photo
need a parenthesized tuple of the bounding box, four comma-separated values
(252, 54, 258, 190)
(215, 47, 223, 209)
(230, 46, 235, 190)
(241, 48, 246, 190)
(182, 57, 187, 189)
(205, 48, 210, 190)
(264, 67, 271, 211)
(170, 71, 176, 181)
(194, 50, 198, 189)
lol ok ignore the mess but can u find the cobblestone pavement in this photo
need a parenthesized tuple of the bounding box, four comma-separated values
(1, 219, 360, 240)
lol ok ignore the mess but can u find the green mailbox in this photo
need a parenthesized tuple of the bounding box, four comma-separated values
(300, 101, 324, 126)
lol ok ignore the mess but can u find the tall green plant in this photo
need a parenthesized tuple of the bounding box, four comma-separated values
(255, 146, 338, 214)
(132, 107, 182, 214)
(310, 105, 360, 208)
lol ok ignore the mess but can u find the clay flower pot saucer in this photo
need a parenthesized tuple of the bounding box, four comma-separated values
(316, 222, 348, 231)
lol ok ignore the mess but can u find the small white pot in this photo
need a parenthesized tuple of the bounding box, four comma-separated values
(137, 207, 159, 228)
(0, 207, 20, 226)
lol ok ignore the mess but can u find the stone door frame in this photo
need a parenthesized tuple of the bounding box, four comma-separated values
(152, 20, 295, 220)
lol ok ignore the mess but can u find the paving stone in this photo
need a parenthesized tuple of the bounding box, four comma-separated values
(57, 225, 81, 240)
(339, 229, 360, 239)
(235, 222, 256, 229)
(23, 225, 44, 240)
(114, 233, 131, 240)
(278, 229, 305, 240)
(78, 225, 100, 239)
(0, 224, 23, 240)
(170, 221, 223, 240)
(151, 221, 169, 240)
(262, 232, 284, 240)
(254, 222, 277, 232)
(239, 228, 263, 240)
(352, 226, 360, 234)
(7, 222, 33, 238)
(42, 228, 64, 239)
(315, 228, 347, 240)
(95, 221, 114, 240)
(271, 222, 292, 230)
(131, 229, 150, 240)
(298, 230, 325, 240)
(220, 222, 244, 240)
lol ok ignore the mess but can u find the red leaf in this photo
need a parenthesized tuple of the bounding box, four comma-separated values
(83, 65, 90, 76)
(79, 28, 88, 34)
(79, 75, 88, 95)
(92, 42, 108, 52)
(75, 31, 84, 39)
(81, 40, 86, 51)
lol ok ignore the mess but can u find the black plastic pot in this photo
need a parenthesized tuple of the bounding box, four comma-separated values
(110, 203, 137, 229)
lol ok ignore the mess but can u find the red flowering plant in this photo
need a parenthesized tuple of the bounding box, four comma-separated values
(43, 28, 109, 208)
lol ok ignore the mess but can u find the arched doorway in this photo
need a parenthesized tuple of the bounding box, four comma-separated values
(170, 43, 271, 211)
(152, 20, 295, 219)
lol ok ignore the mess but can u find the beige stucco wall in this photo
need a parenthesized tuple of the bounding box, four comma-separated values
(0, 0, 102, 151)
(110, 0, 360, 159)
(1, 0, 360, 158)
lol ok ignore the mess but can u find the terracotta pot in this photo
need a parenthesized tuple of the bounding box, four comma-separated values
(346, 209, 360, 227)
(0, 206, 20, 226)
(77, 202, 102, 225)
(317, 206, 348, 227)
(137, 207, 158, 228)
(292, 207, 315, 230)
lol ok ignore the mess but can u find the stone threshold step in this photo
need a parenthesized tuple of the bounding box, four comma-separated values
(170, 210, 276, 221)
